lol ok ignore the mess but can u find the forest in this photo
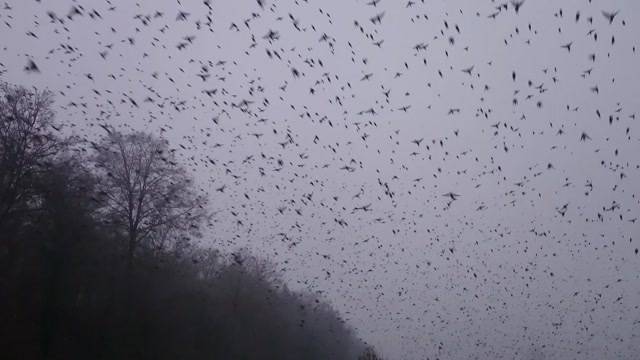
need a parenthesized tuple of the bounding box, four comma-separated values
(0, 83, 383, 360)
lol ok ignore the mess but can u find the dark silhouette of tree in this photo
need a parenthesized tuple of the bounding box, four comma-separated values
(1, 82, 367, 360)
(92, 130, 208, 272)
(359, 345, 385, 360)
(0, 82, 61, 232)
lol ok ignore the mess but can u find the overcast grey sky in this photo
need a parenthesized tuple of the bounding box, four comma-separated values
(2, 0, 640, 359)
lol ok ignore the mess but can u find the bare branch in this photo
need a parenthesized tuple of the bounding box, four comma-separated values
(92, 131, 209, 267)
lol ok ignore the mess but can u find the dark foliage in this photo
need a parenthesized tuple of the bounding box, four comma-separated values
(0, 83, 366, 360)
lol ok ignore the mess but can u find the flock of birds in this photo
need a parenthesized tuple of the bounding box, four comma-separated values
(2, 0, 639, 359)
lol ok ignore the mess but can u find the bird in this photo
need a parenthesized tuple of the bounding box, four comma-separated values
(3, 2, 640, 358)
(602, 10, 619, 24)
(24, 59, 39, 73)
(442, 192, 461, 201)
(580, 132, 591, 141)
(370, 12, 385, 24)
(176, 11, 190, 21)
(561, 41, 573, 52)
(511, 0, 525, 14)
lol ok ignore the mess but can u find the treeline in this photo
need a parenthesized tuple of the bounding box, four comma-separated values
(0, 82, 382, 359)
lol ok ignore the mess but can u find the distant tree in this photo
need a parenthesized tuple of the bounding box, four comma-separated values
(1, 86, 366, 359)
(359, 345, 384, 360)
(0, 82, 60, 232)
(92, 130, 208, 273)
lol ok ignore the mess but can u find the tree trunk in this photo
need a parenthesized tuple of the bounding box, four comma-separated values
(127, 232, 135, 278)
(124, 231, 136, 357)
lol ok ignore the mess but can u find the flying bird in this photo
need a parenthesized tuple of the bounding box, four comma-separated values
(602, 10, 619, 24)
(442, 192, 461, 201)
(511, 0, 525, 14)
(24, 60, 39, 73)
(370, 12, 385, 24)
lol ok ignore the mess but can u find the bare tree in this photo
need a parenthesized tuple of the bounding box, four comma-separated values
(92, 130, 208, 272)
(0, 82, 60, 230)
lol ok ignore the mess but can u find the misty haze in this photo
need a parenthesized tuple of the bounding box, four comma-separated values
(1, 0, 639, 359)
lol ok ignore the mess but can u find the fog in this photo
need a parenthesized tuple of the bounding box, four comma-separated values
(1, 0, 639, 359)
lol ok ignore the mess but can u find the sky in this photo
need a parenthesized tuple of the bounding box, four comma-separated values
(2, 0, 640, 359)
